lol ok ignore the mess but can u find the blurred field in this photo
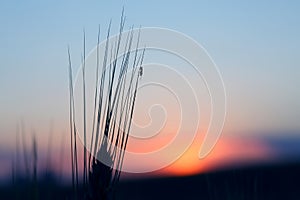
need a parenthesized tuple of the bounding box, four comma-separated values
(1, 160, 300, 200)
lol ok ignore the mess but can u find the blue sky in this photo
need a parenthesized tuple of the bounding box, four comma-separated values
(0, 1, 300, 175)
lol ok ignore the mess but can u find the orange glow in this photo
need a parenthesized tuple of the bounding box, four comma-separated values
(25, 131, 275, 180)
(161, 135, 274, 176)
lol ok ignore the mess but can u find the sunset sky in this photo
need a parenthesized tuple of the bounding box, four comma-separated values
(0, 1, 300, 179)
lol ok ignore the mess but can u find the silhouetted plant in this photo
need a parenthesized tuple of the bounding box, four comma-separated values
(68, 9, 144, 200)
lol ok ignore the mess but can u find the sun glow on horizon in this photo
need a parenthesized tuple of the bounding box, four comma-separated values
(161, 136, 274, 176)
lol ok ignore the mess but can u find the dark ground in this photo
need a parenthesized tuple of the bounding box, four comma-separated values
(1, 161, 300, 200)
(117, 161, 300, 200)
